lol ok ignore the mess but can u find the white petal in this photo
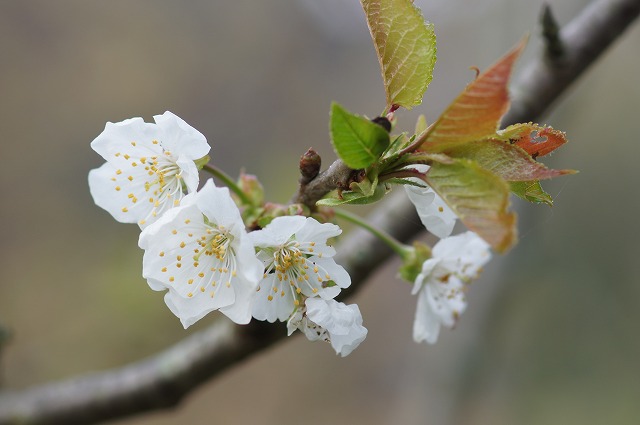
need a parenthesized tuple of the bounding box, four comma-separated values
(405, 184, 457, 239)
(219, 273, 258, 325)
(425, 277, 466, 327)
(433, 231, 492, 278)
(153, 111, 210, 160)
(313, 256, 351, 290)
(90, 117, 157, 161)
(88, 163, 137, 224)
(413, 288, 442, 344)
(286, 309, 304, 336)
(294, 218, 342, 246)
(145, 277, 167, 292)
(219, 239, 262, 324)
(412, 258, 440, 295)
(412, 275, 466, 344)
(164, 290, 226, 329)
(253, 216, 307, 246)
(176, 155, 201, 194)
(252, 275, 296, 322)
(306, 298, 367, 357)
(196, 180, 245, 231)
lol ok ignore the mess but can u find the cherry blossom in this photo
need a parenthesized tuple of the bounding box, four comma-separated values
(89, 111, 210, 228)
(412, 231, 491, 344)
(139, 179, 262, 327)
(287, 298, 367, 357)
(250, 216, 350, 323)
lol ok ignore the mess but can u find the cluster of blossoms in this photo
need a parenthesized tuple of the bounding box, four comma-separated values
(403, 166, 492, 344)
(89, 111, 493, 355)
(89, 112, 366, 356)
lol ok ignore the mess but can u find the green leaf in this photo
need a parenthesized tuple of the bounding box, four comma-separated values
(350, 173, 379, 197)
(425, 159, 517, 252)
(510, 181, 553, 206)
(361, 0, 437, 110)
(383, 133, 410, 158)
(316, 185, 387, 206)
(421, 39, 526, 151)
(330, 102, 390, 169)
(442, 139, 576, 181)
(415, 114, 428, 136)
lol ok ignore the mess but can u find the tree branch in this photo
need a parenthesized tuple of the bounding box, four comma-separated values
(0, 191, 419, 425)
(503, 0, 640, 126)
(1, 0, 639, 423)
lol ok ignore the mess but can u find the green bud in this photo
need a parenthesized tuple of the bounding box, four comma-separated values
(194, 155, 210, 170)
(238, 172, 265, 207)
(398, 241, 432, 283)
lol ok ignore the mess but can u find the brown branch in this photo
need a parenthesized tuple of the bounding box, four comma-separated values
(290, 157, 353, 207)
(503, 0, 640, 126)
(1, 0, 639, 423)
(0, 191, 420, 425)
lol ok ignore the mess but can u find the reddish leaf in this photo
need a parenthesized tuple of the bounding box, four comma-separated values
(443, 139, 576, 181)
(421, 39, 526, 151)
(498, 123, 568, 158)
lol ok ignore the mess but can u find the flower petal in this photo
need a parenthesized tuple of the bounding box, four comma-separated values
(305, 298, 367, 357)
(405, 184, 457, 238)
(153, 111, 210, 160)
(252, 275, 296, 322)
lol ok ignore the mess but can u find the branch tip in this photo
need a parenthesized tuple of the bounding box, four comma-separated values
(541, 3, 565, 60)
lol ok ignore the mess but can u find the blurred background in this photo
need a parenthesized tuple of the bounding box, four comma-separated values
(1, 0, 639, 424)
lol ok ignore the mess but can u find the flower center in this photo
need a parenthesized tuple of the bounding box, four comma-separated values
(198, 226, 233, 260)
(144, 153, 185, 211)
(262, 239, 329, 304)
(273, 242, 307, 282)
(180, 224, 238, 299)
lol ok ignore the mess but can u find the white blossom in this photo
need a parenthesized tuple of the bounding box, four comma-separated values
(404, 164, 457, 238)
(287, 298, 367, 357)
(138, 179, 262, 328)
(413, 231, 491, 344)
(250, 216, 350, 323)
(89, 111, 210, 228)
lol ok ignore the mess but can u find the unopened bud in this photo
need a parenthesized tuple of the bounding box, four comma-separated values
(371, 116, 392, 133)
(299, 148, 322, 185)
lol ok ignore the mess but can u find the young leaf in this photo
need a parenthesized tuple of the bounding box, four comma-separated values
(510, 181, 553, 206)
(415, 114, 428, 136)
(421, 39, 526, 151)
(425, 159, 516, 252)
(361, 0, 437, 110)
(316, 185, 387, 206)
(497, 123, 568, 158)
(442, 139, 576, 181)
(383, 133, 411, 158)
(330, 102, 390, 169)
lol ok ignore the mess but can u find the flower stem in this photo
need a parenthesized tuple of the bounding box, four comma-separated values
(201, 164, 253, 206)
(334, 208, 411, 258)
